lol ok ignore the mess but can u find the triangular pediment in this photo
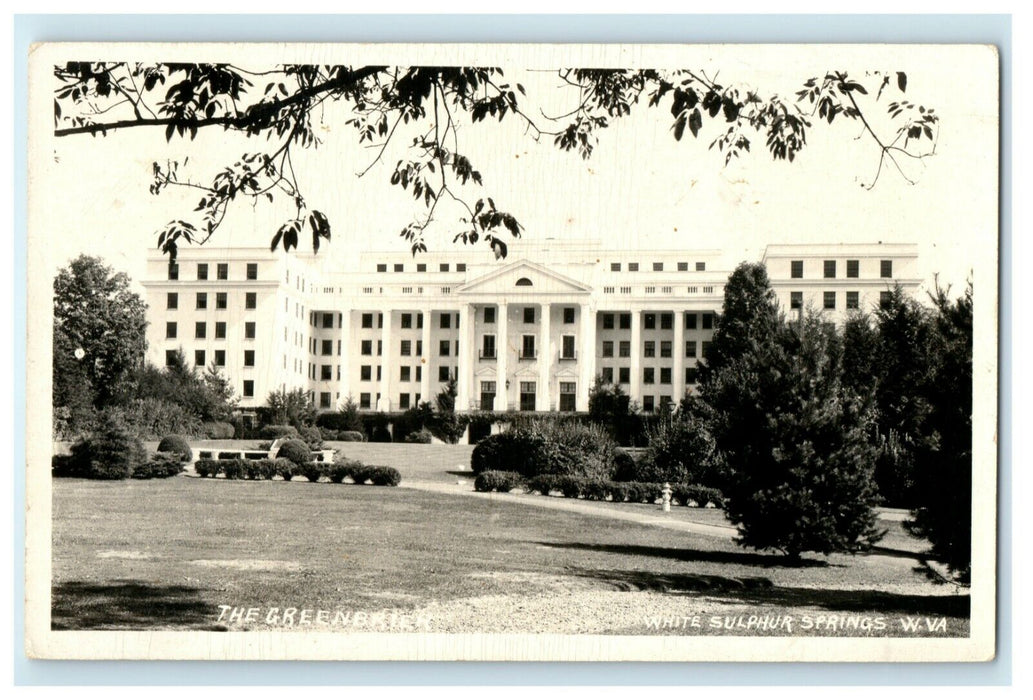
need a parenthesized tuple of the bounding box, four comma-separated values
(513, 364, 539, 378)
(474, 365, 497, 378)
(457, 259, 591, 295)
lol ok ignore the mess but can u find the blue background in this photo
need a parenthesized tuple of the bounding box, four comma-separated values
(13, 13, 1012, 686)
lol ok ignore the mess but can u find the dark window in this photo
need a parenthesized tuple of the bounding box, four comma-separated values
(652, 262, 664, 272)
(480, 381, 496, 411)
(196, 292, 207, 309)
(415, 366, 422, 382)
(643, 395, 655, 412)
(438, 366, 450, 382)
(321, 339, 332, 355)
(245, 322, 256, 339)
(440, 313, 451, 329)
(439, 263, 450, 272)
(167, 263, 179, 281)
(660, 341, 672, 358)
(245, 292, 256, 309)
(824, 260, 836, 278)
(602, 313, 614, 330)
(619, 340, 631, 358)
(791, 291, 803, 309)
(243, 381, 254, 398)
(401, 313, 412, 329)
(361, 340, 372, 355)
(685, 341, 697, 358)
(628, 262, 639, 272)
(197, 263, 208, 281)
(398, 393, 410, 409)
(166, 292, 178, 309)
(165, 322, 177, 339)
(660, 313, 673, 330)
(322, 313, 334, 329)
(417, 263, 426, 272)
(523, 307, 535, 324)
(417, 313, 423, 329)
(377, 263, 387, 273)
(217, 263, 228, 280)
(484, 307, 496, 324)
(320, 392, 332, 409)
(847, 260, 859, 278)
(619, 313, 631, 330)
(377, 340, 383, 356)
(702, 313, 714, 330)
(610, 262, 621, 272)
(481, 335, 496, 359)
(216, 292, 227, 309)
(456, 263, 466, 272)
(695, 262, 706, 272)
(685, 313, 697, 330)
(677, 262, 688, 272)
(701, 341, 712, 359)
(791, 260, 804, 278)
(244, 350, 255, 367)
(194, 321, 206, 339)
(394, 263, 404, 273)
(644, 341, 656, 358)
(321, 365, 333, 381)
(601, 367, 614, 383)
(643, 367, 655, 384)
(563, 307, 575, 324)
(846, 291, 859, 309)
(881, 260, 893, 278)
(559, 382, 576, 412)
(644, 313, 656, 330)
(416, 340, 423, 356)
(378, 313, 384, 328)
(439, 339, 451, 356)
(824, 291, 836, 309)
(246, 263, 258, 280)
(360, 365, 372, 381)
(660, 367, 672, 384)
(360, 393, 371, 409)
(618, 367, 630, 384)
(519, 382, 536, 411)
(214, 349, 225, 367)
(400, 366, 411, 382)
(361, 313, 373, 329)
(215, 322, 226, 339)
(880, 291, 893, 309)
(521, 335, 536, 359)
(401, 340, 412, 356)
(685, 367, 699, 384)
(561, 335, 576, 359)
(602, 341, 614, 358)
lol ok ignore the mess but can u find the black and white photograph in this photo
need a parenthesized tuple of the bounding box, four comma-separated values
(24, 41, 999, 661)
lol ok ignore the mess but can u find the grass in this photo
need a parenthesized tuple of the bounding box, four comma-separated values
(52, 475, 969, 636)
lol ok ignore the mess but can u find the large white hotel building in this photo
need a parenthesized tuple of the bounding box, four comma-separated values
(140, 240, 919, 417)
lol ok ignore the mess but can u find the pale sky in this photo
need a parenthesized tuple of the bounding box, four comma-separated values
(39, 44, 999, 297)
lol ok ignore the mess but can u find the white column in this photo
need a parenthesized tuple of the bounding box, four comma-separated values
(456, 304, 475, 412)
(338, 310, 351, 406)
(419, 308, 431, 404)
(377, 310, 392, 411)
(577, 303, 596, 411)
(629, 310, 642, 403)
(538, 303, 552, 411)
(673, 309, 685, 405)
(494, 303, 508, 411)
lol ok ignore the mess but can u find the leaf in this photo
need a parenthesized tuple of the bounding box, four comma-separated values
(688, 108, 702, 138)
(897, 72, 907, 93)
(673, 115, 686, 141)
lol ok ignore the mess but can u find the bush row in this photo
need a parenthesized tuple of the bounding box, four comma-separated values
(473, 471, 724, 506)
(470, 420, 620, 480)
(192, 458, 401, 486)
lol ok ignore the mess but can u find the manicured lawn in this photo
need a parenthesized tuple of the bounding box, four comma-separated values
(52, 476, 968, 636)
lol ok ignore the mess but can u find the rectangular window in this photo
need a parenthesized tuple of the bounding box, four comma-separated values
(483, 306, 496, 324)
(244, 350, 255, 367)
(243, 380, 254, 398)
(197, 263, 208, 281)
(416, 313, 423, 329)
(166, 292, 178, 309)
(456, 263, 466, 272)
(214, 322, 226, 339)
(400, 313, 412, 329)
(695, 262, 706, 272)
(644, 313, 656, 330)
(521, 335, 536, 359)
(378, 313, 384, 328)
(416, 263, 426, 272)
(480, 381, 496, 411)
(685, 313, 697, 329)
(618, 367, 630, 384)
(824, 291, 836, 309)
(320, 339, 331, 356)
(214, 349, 225, 367)
(602, 340, 614, 358)
(644, 340, 656, 358)
(563, 307, 575, 324)
(415, 366, 422, 382)
(415, 340, 423, 357)
(881, 260, 893, 278)
(559, 382, 576, 412)
(481, 335, 496, 359)
(246, 263, 258, 280)
(791, 260, 804, 278)
(701, 341, 712, 359)
(167, 263, 179, 281)
(320, 392, 332, 409)
(194, 321, 206, 339)
(195, 292, 207, 309)
(360, 393, 371, 410)
(619, 340, 631, 358)
(652, 262, 664, 272)
(519, 382, 536, 411)
(523, 307, 535, 324)
(438, 366, 450, 382)
(677, 262, 689, 272)
(393, 263, 404, 273)
(439, 263, 450, 272)
(376, 263, 387, 273)
(215, 292, 227, 309)
(377, 340, 383, 356)
(660, 313, 673, 330)
(643, 395, 655, 413)
(847, 260, 859, 278)
(361, 340, 372, 355)
(245, 292, 256, 309)
(398, 393, 410, 409)
(601, 367, 614, 383)
(321, 365, 333, 381)
(438, 339, 451, 357)
(610, 262, 621, 272)
(685, 340, 697, 358)
(685, 367, 699, 384)
(401, 340, 412, 356)
(400, 366, 411, 382)
(643, 367, 655, 384)
(561, 335, 575, 359)
(619, 313, 631, 330)
(790, 291, 803, 309)
(244, 321, 256, 339)
(361, 365, 372, 381)
(440, 313, 451, 329)
(166, 321, 177, 339)
(702, 313, 714, 330)
(660, 367, 672, 384)
(217, 263, 228, 280)
(602, 313, 615, 330)
(824, 260, 837, 278)
(361, 313, 373, 329)
(846, 291, 859, 309)
(194, 350, 206, 367)
(322, 313, 334, 329)
(628, 262, 639, 272)
(880, 290, 893, 308)
(660, 341, 672, 358)
(376, 366, 382, 381)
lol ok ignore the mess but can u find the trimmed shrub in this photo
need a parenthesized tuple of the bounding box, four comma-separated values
(672, 484, 725, 508)
(637, 415, 720, 485)
(156, 434, 193, 463)
(221, 459, 247, 480)
(297, 462, 325, 483)
(349, 464, 371, 484)
(612, 448, 638, 482)
(274, 458, 296, 481)
(299, 425, 324, 450)
(338, 430, 365, 442)
(259, 424, 300, 440)
(470, 420, 619, 480)
(202, 421, 236, 439)
(276, 438, 313, 466)
(527, 474, 559, 496)
(318, 427, 339, 441)
(194, 459, 222, 478)
(65, 418, 147, 480)
(327, 460, 359, 483)
(368, 466, 402, 486)
(474, 471, 524, 493)
(404, 429, 433, 444)
(217, 451, 242, 460)
(132, 454, 185, 479)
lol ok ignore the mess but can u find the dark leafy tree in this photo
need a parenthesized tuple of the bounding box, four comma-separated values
(430, 374, 468, 444)
(53, 63, 937, 259)
(53, 255, 147, 410)
(841, 311, 881, 395)
(905, 281, 973, 580)
(266, 387, 316, 428)
(129, 351, 237, 426)
(700, 313, 883, 560)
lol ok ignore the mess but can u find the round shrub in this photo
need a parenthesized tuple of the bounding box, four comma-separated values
(612, 448, 638, 482)
(259, 424, 300, 441)
(193, 459, 222, 478)
(276, 438, 313, 467)
(369, 466, 402, 486)
(527, 474, 559, 496)
(156, 434, 193, 463)
(202, 421, 236, 439)
(299, 425, 323, 450)
(471, 432, 536, 475)
(470, 421, 619, 480)
(404, 429, 433, 444)
(349, 464, 371, 484)
(639, 416, 720, 485)
(327, 460, 357, 483)
(68, 419, 147, 480)
(273, 458, 296, 481)
(474, 471, 523, 493)
(132, 454, 185, 479)
(338, 430, 365, 442)
(221, 459, 246, 480)
(298, 462, 324, 483)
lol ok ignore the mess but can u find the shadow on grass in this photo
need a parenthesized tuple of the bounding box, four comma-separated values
(52, 580, 226, 631)
(538, 541, 832, 568)
(566, 567, 970, 619)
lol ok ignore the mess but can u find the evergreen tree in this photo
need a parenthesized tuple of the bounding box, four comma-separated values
(266, 387, 316, 428)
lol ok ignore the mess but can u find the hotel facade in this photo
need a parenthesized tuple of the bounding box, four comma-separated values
(140, 240, 920, 417)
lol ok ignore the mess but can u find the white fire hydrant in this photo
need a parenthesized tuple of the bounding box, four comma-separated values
(661, 482, 672, 512)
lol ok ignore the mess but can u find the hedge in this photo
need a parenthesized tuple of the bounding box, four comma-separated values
(259, 424, 300, 440)
(525, 474, 724, 506)
(404, 429, 433, 444)
(192, 457, 400, 486)
(156, 434, 193, 463)
(132, 454, 186, 479)
(473, 471, 524, 493)
(297, 462, 324, 483)
(328, 461, 401, 486)
(470, 421, 619, 480)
